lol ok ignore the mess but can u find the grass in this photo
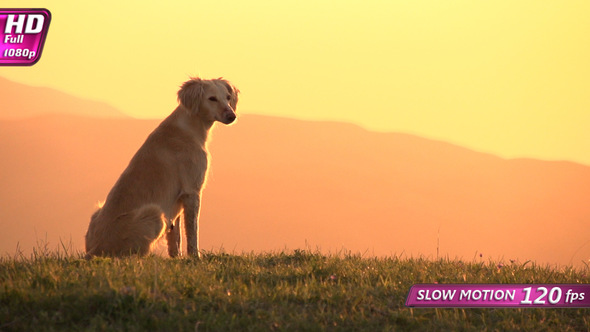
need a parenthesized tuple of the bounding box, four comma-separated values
(1, 247, 589, 331)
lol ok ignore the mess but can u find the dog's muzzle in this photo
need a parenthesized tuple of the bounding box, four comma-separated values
(223, 111, 236, 124)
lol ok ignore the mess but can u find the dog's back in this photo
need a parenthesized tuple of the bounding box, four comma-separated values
(84, 114, 187, 258)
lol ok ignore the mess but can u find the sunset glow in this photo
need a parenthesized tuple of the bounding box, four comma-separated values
(2, 1, 589, 164)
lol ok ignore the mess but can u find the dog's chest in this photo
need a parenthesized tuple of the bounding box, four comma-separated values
(176, 147, 208, 189)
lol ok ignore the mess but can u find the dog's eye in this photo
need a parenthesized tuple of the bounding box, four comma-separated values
(226, 95, 231, 101)
(208, 96, 218, 102)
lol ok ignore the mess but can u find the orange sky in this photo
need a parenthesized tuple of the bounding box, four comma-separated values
(1, 1, 589, 165)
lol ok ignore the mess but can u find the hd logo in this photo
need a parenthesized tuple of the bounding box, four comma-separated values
(0, 9, 51, 66)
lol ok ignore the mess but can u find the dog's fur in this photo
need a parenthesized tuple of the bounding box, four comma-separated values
(85, 77, 238, 258)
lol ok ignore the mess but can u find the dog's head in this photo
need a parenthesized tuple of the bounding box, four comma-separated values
(177, 77, 239, 125)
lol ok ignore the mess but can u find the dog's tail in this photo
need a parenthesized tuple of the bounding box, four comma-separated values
(85, 208, 103, 259)
(85, 204, 168, 258)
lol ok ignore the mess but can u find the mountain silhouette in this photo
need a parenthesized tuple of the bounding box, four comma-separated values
(0, 79, 589, 267)
(0, 76, 128, 119)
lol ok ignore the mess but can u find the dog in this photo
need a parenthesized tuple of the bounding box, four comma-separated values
(85, 77, 239, 258)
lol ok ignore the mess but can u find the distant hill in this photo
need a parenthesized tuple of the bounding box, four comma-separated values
(206, 115, 590, 267)
(0, 77, 129, 119)
(1, 113, 589, 267)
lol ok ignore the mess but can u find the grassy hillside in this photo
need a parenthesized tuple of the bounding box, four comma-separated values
(1, 249, 589, 331)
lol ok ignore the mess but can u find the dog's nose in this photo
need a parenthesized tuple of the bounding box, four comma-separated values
(225, 113, 236, 124)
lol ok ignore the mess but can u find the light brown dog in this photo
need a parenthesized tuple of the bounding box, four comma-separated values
(85, 77, 239, 258)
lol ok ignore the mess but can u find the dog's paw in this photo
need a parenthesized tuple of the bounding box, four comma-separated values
(189, 250, 202, 260)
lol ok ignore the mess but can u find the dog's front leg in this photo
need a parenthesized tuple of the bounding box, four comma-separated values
(182, 193, 201, 258)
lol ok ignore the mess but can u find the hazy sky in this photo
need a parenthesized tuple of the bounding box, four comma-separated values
(2, 1, 589, 165)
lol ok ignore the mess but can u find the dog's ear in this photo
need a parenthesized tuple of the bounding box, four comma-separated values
(178, 78, 205, 112)
(218, 79, 240, 110)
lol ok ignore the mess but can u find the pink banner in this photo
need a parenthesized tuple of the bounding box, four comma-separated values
(0, 8, 51, 66)
(406, 284, 590, 308)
